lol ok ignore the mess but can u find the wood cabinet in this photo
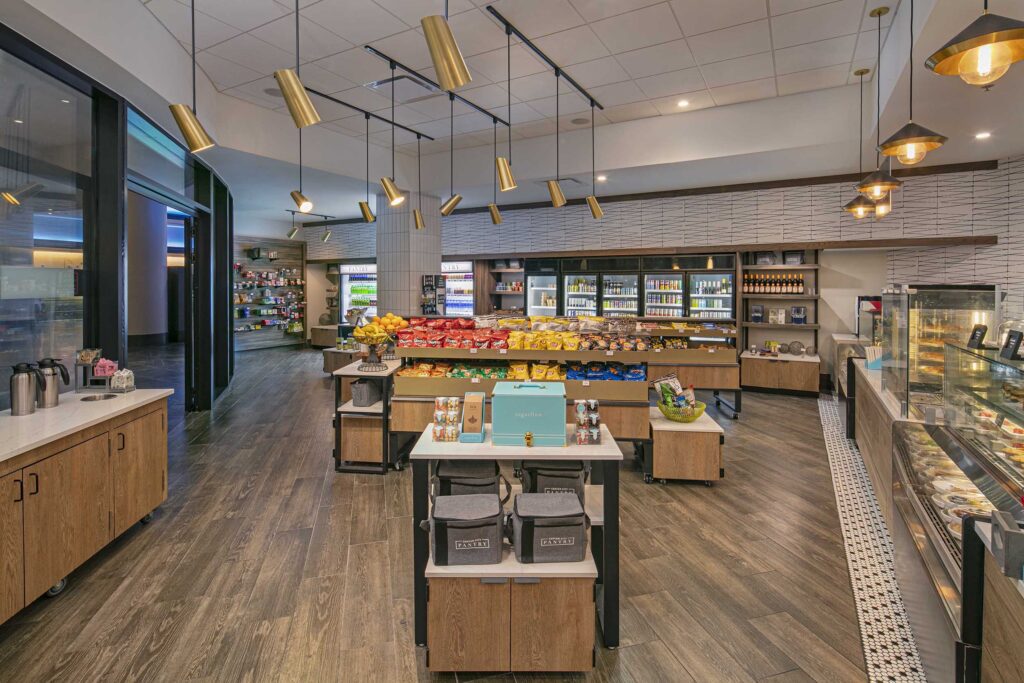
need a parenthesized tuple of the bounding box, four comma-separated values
(510, 577, 594, 672)
(741, 356, 819, 393)
(428, 577, 510, 672)
(0, 471, 24, 623)
(982, 551, 1024, 682)
(853, 363, 894, 527)
(23, 434, 112, 601)
(340, 416, 383, 463)
(112, 409, 167, 536)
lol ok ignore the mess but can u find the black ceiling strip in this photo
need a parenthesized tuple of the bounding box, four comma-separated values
(306, 88, 435, 140)
(363, 45, 510, 127)
(485, 6, 604, 110)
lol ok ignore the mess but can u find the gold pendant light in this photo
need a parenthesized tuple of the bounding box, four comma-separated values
(927, 0, 1024, 87)
(359, 114, 375, 223)
(414, 209, 426, 229)
(0, 182, 43, 206)
(414, 135, 425, 229)
(421, 1, 471, 92)
(290, 188, 312, 213)
(169, 0, 215, 153)
(845, 69, 876, 219)
(488, 204, 502, 225)
(858, 9, 903, 203)
(440, 94, 462, 216)
(489, 121, 503, 225)
(880, 0, 947, 165)
(496, 30, 517, 192)
(585, 102, 603, 220)
(287, 1, 313, 212)
(548, 70, 565, 208)
(379, 65, 405, 206)
(286, 211, 299, 239)
(321, 229, 331, 242)
(359, 201, 376, 223)
(875, 191, 893, 219)
(274, 69, 320, 129)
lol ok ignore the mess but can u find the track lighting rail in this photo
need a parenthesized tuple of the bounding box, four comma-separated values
(485, 6, 603, 110)
(306, 88, 435, 140)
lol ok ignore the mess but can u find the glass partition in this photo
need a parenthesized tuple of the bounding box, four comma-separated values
(127, 108, 194, 201)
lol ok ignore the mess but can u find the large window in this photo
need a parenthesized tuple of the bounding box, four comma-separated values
(128, 108, 194, 201)
(0, 48, 92, 410)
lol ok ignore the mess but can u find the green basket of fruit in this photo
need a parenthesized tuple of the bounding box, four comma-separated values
(657, 400, 706, 423)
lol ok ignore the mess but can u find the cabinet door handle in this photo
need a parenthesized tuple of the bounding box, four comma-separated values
(513, 577, 541, 584)
(480, 577, 508, 585)
(118, 433, 126, 451)
(14, 479, 23, 502)
(29, 473, 39, 495)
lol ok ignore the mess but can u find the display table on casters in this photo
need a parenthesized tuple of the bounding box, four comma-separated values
(332, 359, 402, 474)
(409, 423, 623, 649)
(641, 407, 724, 485)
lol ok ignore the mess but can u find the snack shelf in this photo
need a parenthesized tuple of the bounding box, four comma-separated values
(394, 376, 649, 401)
(744, 264, 820, 270)
(396, 347, 736, 364)
(743, 294, 819, 300)
(492, 290, 524, 295)
(741, 322, 820, 330)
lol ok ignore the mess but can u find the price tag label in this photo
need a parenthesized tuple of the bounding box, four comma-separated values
(582, 380, 591, 387)
(469, 347, 478, 354)
(499, 349, 508, 355)
(471, 377, 481, 384)
(605, 350, 614, 357)
(654, 348, 662, 353)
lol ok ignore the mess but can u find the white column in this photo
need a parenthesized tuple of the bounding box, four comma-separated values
(375, 191, 442, 316)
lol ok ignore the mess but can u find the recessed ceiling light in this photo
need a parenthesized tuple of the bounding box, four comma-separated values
(13, 119, 23, 124)
(60, 99, 70, 104)
(676, 99, 689, 108)
(571, 117, 589, 125)
(975, 131, 991, 139)
(263, 87, 283, 98)
(596, 175, 607, 182)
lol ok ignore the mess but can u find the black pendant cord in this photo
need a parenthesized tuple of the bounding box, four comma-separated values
(876, 10, 882, 167)
(417, 134, 422, 212)
(444, 0, 448, 20)
(365, 114, 370, 202)
(295, 0, 302, 193)
(507, 29, 512, 165)
(591, 102, 596, 195)
(391, 63, 396, 181)
(908, 0, 914, 121)
(554, 70, 560, 181)
(493, 120, 498, 204)
(858, 71, 864, 175)
(298, 129, 303, 193)
(449, 94, 455, 198)
(191, 0, 197, 114)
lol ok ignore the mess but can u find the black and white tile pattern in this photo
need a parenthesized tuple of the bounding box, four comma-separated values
(818, 397, 928, 683)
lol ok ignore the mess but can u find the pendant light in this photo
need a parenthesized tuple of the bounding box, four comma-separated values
(440, 94, 462, 216)
(379, 64, 405, 207)
(845, 69, 876, 219)
(414, 135, 425, 229)
(285, 0, 313, 213)
(422, 0, 472, 92)
(880, 0, 947, 165)
(321, 229, 331, 242)
(169, 0, 215, 153)
(488, 120, 502, 225)
(273, 0, 320, 129)
(927, 0, 1024, 87)
(1, 182, 43, 206)
(359, 114, 376, 223)
(858, 7, 903, 202)
(290, 130, 312, 213)
(585, 102, 603, 220)
(495, 29, 517, 192)
(287, 211, 299, 239)
(547, 70, 566, 208)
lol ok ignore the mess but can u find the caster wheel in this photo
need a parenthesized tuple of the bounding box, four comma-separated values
(643, 474, 653, 484)
(731, 414, 738, 420)
(660, 479, 668, 485)
(394, 461, 404, 471)
(513, 468, 522, 480)
(45, 578, 67, 598)
(140, 513, 154, 524)
(705, 481, 712, 487)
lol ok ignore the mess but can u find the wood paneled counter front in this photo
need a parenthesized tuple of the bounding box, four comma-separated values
(0, 389, 171, 625)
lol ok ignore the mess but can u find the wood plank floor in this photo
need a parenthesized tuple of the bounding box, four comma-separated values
(0, 347, 867, 682)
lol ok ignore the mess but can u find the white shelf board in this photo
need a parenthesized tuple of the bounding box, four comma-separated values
(741, 351, 821, 363)
(648, 406, 724, 434)
(411, 424, 621, 461)
(425, 546, 598, 579)
(646, 289, 683, 294)
(338, 400, 383, 415)
(333, 359, 402, 377)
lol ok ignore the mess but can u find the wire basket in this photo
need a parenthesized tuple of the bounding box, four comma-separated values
(657, 400, 706, 423)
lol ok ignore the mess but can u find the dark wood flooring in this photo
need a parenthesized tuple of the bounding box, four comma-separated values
(0, 347, 867, 682)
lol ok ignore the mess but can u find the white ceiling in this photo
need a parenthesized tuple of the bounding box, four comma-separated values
(140, 0, 898, 154)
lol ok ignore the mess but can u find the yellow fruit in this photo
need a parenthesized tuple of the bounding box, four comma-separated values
(372, 316, 380, 323)
(399, 320, 409, 329)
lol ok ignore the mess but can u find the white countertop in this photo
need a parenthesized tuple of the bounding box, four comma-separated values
(741, 351, 821, 363)
(851, 359, 905, 421)
(0, 389, 173, 464)
(333, 359, 401, 378)
(648, 406, 724, 434)
(425, 546, 598, 579)
(831, 333, 860, 342)
(410, 423, 622, 461)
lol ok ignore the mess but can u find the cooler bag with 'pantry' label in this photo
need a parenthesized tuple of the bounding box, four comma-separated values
(510, 493, 588, 564)
(425, 494, 504, 566)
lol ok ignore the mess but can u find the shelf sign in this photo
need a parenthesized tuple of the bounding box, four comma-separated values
(967, 324, 987, 349)
(442, 261, 473, 273)
(338, 263, 377, 274)
(1001, 330, 1022, 360)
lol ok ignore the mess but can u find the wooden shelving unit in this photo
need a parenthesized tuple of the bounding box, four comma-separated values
(484, 260, 525, 314)
(233, 236, 306, 352)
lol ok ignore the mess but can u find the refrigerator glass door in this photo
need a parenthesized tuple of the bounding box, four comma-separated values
(443, 273, 474, 317)
(601, 274, 639, 318)
(564, 275, 598, 318)
(342, 273, 378, 318)
(688, 272, 734, 320)
(527, 274, 558, 317)
(644, 273, 685, 319)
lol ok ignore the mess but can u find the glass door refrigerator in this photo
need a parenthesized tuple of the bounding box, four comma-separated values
(563, 274, 598, 318)
(524, 259, 560, 317)
(644, 272, 685, 319)
(601, 273, 640, 318)
(688, 270, 734, 321)
(441, 261, 474, 317)
(339, 263, 378, 318)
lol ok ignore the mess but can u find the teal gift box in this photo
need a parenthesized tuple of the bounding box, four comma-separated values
(491, 382, 567, 447)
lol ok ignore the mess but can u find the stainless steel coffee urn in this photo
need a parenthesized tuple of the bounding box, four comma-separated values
(10, 363, 45, 416)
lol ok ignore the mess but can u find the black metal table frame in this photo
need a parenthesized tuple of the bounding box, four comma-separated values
(411, 456, 620, 649)
(333, 372, 401, 475)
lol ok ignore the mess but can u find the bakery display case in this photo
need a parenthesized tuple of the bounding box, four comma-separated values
(881, 285, 999, 417)
(857, 295, 882, 345)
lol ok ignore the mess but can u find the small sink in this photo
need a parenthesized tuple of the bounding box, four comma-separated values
(80, 394, 118, 401)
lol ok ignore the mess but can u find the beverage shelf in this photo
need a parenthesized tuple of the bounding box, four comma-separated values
(742, 322, 820, 330)
(646, 289, 683, 294)
(743, 264, 819, 270)
(742, 294, 818, 300)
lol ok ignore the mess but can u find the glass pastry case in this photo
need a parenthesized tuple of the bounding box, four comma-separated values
(882, 285, 999, 417)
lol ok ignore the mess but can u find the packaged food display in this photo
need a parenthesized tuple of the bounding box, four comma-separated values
(573, 399, 602, 444)
(432, 396, 462, 442)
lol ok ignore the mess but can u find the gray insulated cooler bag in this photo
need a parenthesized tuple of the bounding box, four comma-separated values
(520, 460, 589, 502)
(431, 460, 512, 503)
(510, 493, 589, 564)
(425, 494, 504, 566)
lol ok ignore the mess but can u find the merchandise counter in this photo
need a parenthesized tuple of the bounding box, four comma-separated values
(851, 359, 904, 526)
(332, 360, 403, 474)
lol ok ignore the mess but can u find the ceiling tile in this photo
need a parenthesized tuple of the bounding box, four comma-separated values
(334, 85, 394, 111)
(528, 92, 593, 117)
(777, 63, 850, 95)
(452, 112, 494, 134)
(568, 0, 664, 22)
(615, 39, 696, 78)
(466, 45, 548, 82)
(511, 119, 557, 139)
(562, 56, 631, 88)
(533, 26, 610, 66)
(145, 0, 240, 50)
(193, 0, 289, 32)
(686, 19, 771, 65)
(770, 0, 865, 49)
(590, 4, 684, 55)
(774, 34, 857, 75)
(301, 0, 409, 45)
(248, 15, 352, 63)
(483, 0, 586, 39)
(204, 33, 294, 75)
(294, 63, 355, 94)
(322, 114, 367, 134)
(223, 77, 285, 108)
(601, 100, 660, 123)
(650, 89, 715, 114)
(370, 0, 476, 27)
(306, 96, 362, 122)
(314, 47, 391, 85)
(446, 9, 514, 57)
(699, 52, 775, 88)
(635, 66, 705, 98)
(366, 28, 434, 71)
(457, 83, 517, 109)
(510, 71, 574, 101)
(196, 51, 263, 88)
(769, 0, 834, 14)
(709, 77, 777, 105)
(586, 80, 647, 107)
(508, 102, 547, 124)
(854, 29, 890, 63)
(404, 94, 459, 119)
(670, 0, 767, 37)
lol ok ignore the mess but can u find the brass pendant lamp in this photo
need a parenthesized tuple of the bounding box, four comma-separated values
(273, 0, 320, 129)
(287, 211, 299, 239)
(927, 0, 1024, 87)
(379, 64, 405, 207)
(440, 94, 462, 216)
(422, 0, 472, 92)
(488, 120, 502, 225)
(359, 114, 376, 223)
(844, 69, 876, 219)
(290, 130, 313, 213)
(858, 7, 903, 203)
(321, 228, 331, 242)
(414, 135, 425, 229)
(547, 70, 566, 208)
(169, 0, 215, 153)
(286, 1, 314, 213)
(585, 102, 603, 220)
(880, 0, 947, 165)
(495, 29, 517, 192)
